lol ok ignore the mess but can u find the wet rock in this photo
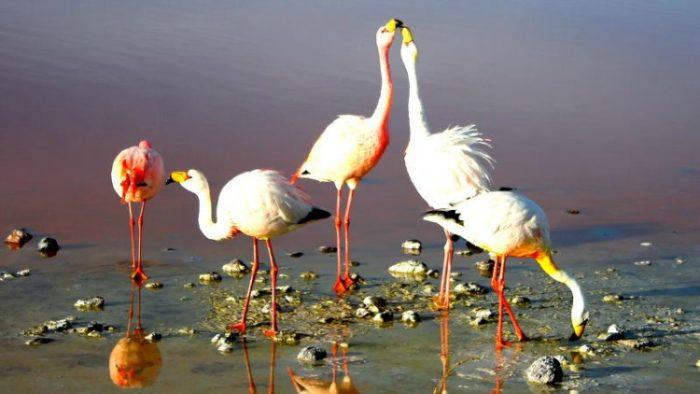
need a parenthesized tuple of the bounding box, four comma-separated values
(222, 259, 249, 276)
(145, 332, 162, 342)
(696, 359, 700, 368)
(76, 322, 104, 337)
(300, 271, 319, 280)
(599, 324, 625, 341)
(47, 318, 72, 332)
(675, 257, 684, 264)
(633, 260, 651, 266)
(401, 239, 422, 255)
(401, 310, 421, 325)
(177, 327, 196, 336)
(450, 272, 462, 278)
(602, 294, 624, 303)
(250, 289, 269, 298)
(183, 282, 196, 288)
(199, 272, 222, 283)
(470, 309, 493, 326)
(1, 272, 15, 281)
(26, 337, 54, 346)
(453, 282, 489, 296)
(261, 303, 280, 314)
(363, 296, 387, 310)
(6, 228, 33, 247)
(211, 332, 238, 353)
(509, 296, 531, 307)
(23, 324, 49, 336)
(286, 251, 304, 258)
(145, 282, 163, 290)
(349, 260, 361, 267)
(318, 246, 337, 254)
(372, 310, 394, 323)
(566, 209, 580, 215)
(16, 269, 31, 277)
(388, 260, 428, 278)
(422, 284, 436, 295)
(74, 296, 105, 311)
(297, 346, 327, 365)
(37, 237, 60, 257)
(474, 260, 495, 278)
(526, 356, 563, 384)
(355, 307, 372, 319)
(427, 269, 440, 279)
(619, 338, 656, 350)
(640, 241, 652, 247)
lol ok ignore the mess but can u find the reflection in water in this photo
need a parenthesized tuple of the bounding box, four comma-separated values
(108, 282, 162, 388)
(491, 343, 522, 394)
(241, 339, 278, 394)
(288, 342, 360, 394)
(434, 313, 450, 394)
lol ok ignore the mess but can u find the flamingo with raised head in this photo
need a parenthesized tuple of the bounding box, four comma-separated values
(167, 169, 330, 337)
(111, 140, 165, 282)
(292, 18, 403, 294)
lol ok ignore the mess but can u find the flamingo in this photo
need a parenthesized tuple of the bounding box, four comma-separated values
(292, 18, 403, 294)
(423, 191, 589, 347)
(398, 26, 494, 309)
(167, 169, 331, 337)
(111, 140, 165, 283)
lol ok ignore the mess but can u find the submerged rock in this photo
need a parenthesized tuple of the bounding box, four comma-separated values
(509, 296, 531, 307)
(26, 337, 54, 346)
(297, 346, 327, 365)
(388, 260, 428, 278)
(618, 338, 656, 350)
(199, 272, 222, 283)
(526, 356, 563, 384)
(401, 239, 422, 255)
(474, 260, 495, 278)
(401, 310, 421, 325)
(16, 269, 31, 277)
(318, 246, 337, 254)
(211, 332, 238, 353)
(145, 332, 162, 342)
(602, 294, 624, 303)
(37, 237, 60, 257)
(372, 310, 394, 323)
(74, 296, 105, 311)
(222, 259, 249, 276)
(300, 271, 319, 280)
(286, 251, 304, 258)
(453, 282, 489, 296)
(5, 228, 33, 248)
(145, 282, 163, 290)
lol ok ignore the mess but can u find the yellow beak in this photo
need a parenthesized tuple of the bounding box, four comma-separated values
(401, 26, 414, 44)
(166, 171, 189, 185)
(570, 322, 587, 341)
(384, 18, 403, 32)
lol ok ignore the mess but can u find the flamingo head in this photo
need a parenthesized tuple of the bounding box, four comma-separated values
(377, 18, 403, 49)
(570, 310, 589, 341)
(166, 169, 206, 194)
(400, 26, 418, 63)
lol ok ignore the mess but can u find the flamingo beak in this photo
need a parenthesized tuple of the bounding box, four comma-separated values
(384, 18, 404, 32)
(569, 320, 588, 341)
(401, 26, 414, 44)
(166, 171, 189, 185)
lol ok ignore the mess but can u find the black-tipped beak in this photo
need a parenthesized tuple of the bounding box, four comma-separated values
(165, 176, 177, 185)
(394, 19, 404, 28)
(568, 332, 582, 341)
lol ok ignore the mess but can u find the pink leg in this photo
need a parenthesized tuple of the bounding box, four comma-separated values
(267, 342, 277, 394)
(131, 202, 148, 283)
(342, 188, 357, 289)
(491, 256, 508, 348)
(497, 258, 528, 342)
(128, 203, 136, 270)
(263, 239, 279, 337)
(228, 238, 260, 333)
(434, 230, 454, 309)
(333, 187, 348, 294)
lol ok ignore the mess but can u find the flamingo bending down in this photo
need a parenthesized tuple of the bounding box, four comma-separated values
(423, 191, 588, 346)
(111, 140, 165, 283)
(399, 26, 494, 309)
(292, 18, 403, 294)
(167, 169, 330, 337)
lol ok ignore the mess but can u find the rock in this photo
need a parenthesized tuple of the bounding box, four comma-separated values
(509, 296, 531, 307)
(355, 307, 371, 319)
(566, 209, 581, 215)
(45, 319, 72, 332)
(145, 282, 163, 290)
(297, 346, 327, 365)
(211, 332, 238, 353)
(26, 337, 54, 346)
(16, 269, 31, 277)
(199, 272, 222, 283)
(1, 272, 15, 281)
(599, 324, 625, 341)
(250, 289, 269, 298)
(525, 356, 563, 384)
(261, 303, 280, 314)
(300, 271, 318, 280)
(474, 309, 493, 320)
(427, 269, 440, 279)
(696, 359, 700, 368)
(222, 259, 249, 276)
(633, 260, 651, 266)
(640, 241, 652, 247)
(318, 246, 337, 254)
(37, 237, 60, 257)
(372, 310, 394, 323)
(74, 296, 105, 311)
(675, 257, 684, 264)
(177, 327, 196, 336)
(618, 338, 656, 350)
(422, 284, 436, 295)
(388, 260, 428, 278)
(401, 310, 421, 324)
(5, 228, 33, 248)
(145, 332, 162, 342)
(453, 282, 489, 296)
(183, 282, 196, 288)
(474, 260, 495, 278)
(401, 239, 422, 255)
(470, 316, 489, 326)
(450, 272, 462, 278)
(76, 322, 103, 337)
(286, 251, 304, 258)
(363, 296, 387, 309)
(602, 294, 623, 303)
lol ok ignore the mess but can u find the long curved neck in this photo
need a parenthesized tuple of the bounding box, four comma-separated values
(369, 43, 393, 132)
(403, 55, 430, 140)
(536, 254, 586, 323)
(191, 178, 234, 241)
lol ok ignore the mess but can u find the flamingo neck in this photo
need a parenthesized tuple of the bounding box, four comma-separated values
(190, 179, 235, 241)
(403, 56, 430, 141)
(369, 43, 393, 134)
(537, 254, 586, 326)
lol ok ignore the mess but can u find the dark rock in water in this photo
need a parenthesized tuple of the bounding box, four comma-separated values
(297, 346, 327, 365)
(26, 337, 54, 346)
(286, 251, 304, 258)
(16, 269, 31, 277)
(401, 239, 422, 255)
(318, 245, 337, 254)
(211, 332, 238, 353)
(74, 296, 105, 311)
(37, 237, 60, 257)
(526, 356, 563, 384)
(199, 272, 223, 283)
(401, 310, 421, 325)
(145, 282, 163, 290)
(510, 296, 531, 307)
(619, 338, 656, 350)
(355, 307, 371, 319)
(566, 209, 581, 215)
(300, 271, 318, 280)
(453, 282, 489, 296)
(474, 260, 495, 278)
(372, 310, 394, 323)
(145, 332, 162, 342)
(222, 259, 249, 276)
(363, 296, 387, 309)
(5, 228, 33, 249)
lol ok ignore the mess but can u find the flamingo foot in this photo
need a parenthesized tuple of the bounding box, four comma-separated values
(227, 322, 247, 333)
(432, 295, 451, 310)
(343, 274, 358, 290)
(130, 269, 149, 285)
(333, 276, 349, 295)
(516, 333, 529, 342)
(495, 338, 513, 349)
(263, 329, 277, 338)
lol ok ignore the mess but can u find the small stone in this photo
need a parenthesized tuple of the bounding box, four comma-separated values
(363, 296, 387, 309)
(450, 272, 462, 278)
(422, 284, 436, 295)
(177, 327, 196, 336)
(675, 308, 685, 315)
(566, 209, 581, 215)
(474, 260, 495, 278)
(5, 228, 33, 248)
(16, 269, 31, 277)
(286, 251, 304, 258)
(297, 346, 327, 365)
(525, 356, 563, 384)
(474, 309, 493, 320)
(318, 246, 337, 254)
(37, 237, 60, 257)
(602, 294, 623, 303)
(261, 303, 280, 314)
(388, 260, 428, 278)
(633, 260, 651, 266)
(401, 239, 422, 255)
(470, 316, 488, 326)
(222, 259, 249, 276)
(349, 260, 360, 267)
(183, 282, 196, 288)
(401, 310, 421, 324)
(675, 257, 684, 264)
(372, 310, 394, 323)
(299, 271, 318, 280)
(74, 296, 105, 311)
(277, 285, 294, 294)
(618, 338, 656, 350)
(696, 359, 700, 368)
(145, 332, 162, 342)
(46, 319, 72, 332)
(250, 289, 269, 298)
(453, 282, 489, 296)
(145, 282, 163, 290)
(509, 296, 531, 307)
(427, 269, 440, 279)
(199, 272, 222, 283)
(355, 307, 371, 319)
(23, 324, 49, 336)
(599, 324, 625, 341)
(26, 337, 54, 346)
(211, 332, 238, 353)
(640, 241, 652, 247)
(2, 272, 15, 281)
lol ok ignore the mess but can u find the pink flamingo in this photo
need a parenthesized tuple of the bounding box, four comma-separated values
(293, 19, 402, 294)
(111, 140, 165, 283)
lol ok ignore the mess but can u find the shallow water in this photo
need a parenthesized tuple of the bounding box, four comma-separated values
(2, 0, 700, 392)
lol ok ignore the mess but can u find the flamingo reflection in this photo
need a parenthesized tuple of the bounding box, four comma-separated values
(240, 339, 278, 394)
(490, 342, 522, 393)
(288, 342, 360, 394)
(434, 312, 450, 394)
(108, 282, 162, 388)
